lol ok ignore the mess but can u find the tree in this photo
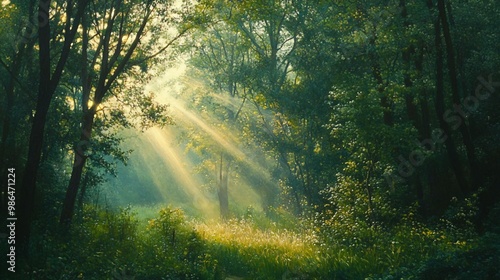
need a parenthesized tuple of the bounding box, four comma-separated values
(208, 0, 309, 212)
(60, 0, 188, 225)
(0, 0, 38, 220)
(18, 0, 89, 249)
(188, 21, 253, 219)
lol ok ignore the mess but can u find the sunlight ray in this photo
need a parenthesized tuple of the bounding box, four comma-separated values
(169, 98, 247, 160)
(171, 99, 276, 188)
(144, 127, 219, 219)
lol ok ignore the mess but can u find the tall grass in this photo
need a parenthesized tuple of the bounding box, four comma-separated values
(7, 202, 498, 279)
(195, 218, 320, 279)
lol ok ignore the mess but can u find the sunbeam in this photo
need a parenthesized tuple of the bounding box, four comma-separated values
(144, 127, 220, 219)
(165, 96, 277, 194)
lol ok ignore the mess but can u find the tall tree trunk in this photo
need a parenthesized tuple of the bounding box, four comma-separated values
(18, 0, 53, 249)
(58, 2, 162, 226)
(218, 153, 230, 220)
(60, 108, 96, 225)
(411, 42, 435, 215)
(437, 0, 477, 192)
(369, 33, 393, 126)
(400, 0, 427, 214)
(433, 17, 468, 198)
(18, 0, 87, 249)
(77, 172, 89, 210)
(400, 0, 419, 130)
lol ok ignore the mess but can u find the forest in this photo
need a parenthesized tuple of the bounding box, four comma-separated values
(0, 0, 499, 279)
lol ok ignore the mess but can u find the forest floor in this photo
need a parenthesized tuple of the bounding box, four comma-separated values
(2, 204, 499, 279)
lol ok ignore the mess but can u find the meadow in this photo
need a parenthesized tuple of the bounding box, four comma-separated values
(7, 202, 498, 279)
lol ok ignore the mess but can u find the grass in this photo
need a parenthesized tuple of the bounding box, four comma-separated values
(195, 219, 320, 279)
(5, 203, 498, 279)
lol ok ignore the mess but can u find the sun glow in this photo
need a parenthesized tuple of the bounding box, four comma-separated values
(104, 64, 278, 219)
(144, 127, 219, 219)
(166, 95, 276, 190)
(171, 100, 247, 160)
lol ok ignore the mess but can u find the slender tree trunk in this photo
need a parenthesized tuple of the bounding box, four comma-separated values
(369, 34, 393, 126)
(19, 0, 87, 249)
(282, 154, 303, 213)
(400, 0, 418, 125)
(58, 1, 161, 226)
(411, 43, 434, 215)
(419, 89, 433, 215)
(18, 0, 53, 249)
(218, 153, 230, 220)
(400, 0, 428, 214)
(77, 172, 88, 210)
(437, 0, 477, 192)
(60, 108, 95, 225)
(1, 50, 23, 161)
(433, 18, 468, 197)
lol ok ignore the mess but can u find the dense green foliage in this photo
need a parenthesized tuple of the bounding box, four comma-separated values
(2, 203, 499, 279)
(1, 0, 499, 279)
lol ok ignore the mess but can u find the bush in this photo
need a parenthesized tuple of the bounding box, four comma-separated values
(8, 200, 498, 279)
(10, 205, 219, 279)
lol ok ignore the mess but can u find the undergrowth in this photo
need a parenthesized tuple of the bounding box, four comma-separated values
(4, 201, 499, 279)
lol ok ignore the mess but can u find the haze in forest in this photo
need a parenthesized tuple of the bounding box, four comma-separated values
(102, 65, 275, 220)
(1, 0, 499, 279)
